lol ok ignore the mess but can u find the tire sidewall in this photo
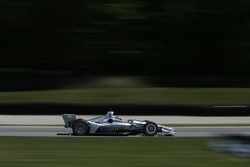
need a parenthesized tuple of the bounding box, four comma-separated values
(144, 122, 158, 136)
(73, 119, 89, 136)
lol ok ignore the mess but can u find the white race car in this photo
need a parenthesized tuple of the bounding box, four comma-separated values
(62, 111, 176, 136)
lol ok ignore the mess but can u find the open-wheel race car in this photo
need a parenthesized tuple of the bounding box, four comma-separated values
(62, 111, 176, 136)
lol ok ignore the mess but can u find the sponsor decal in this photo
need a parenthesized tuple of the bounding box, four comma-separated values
(99, 126, 128, 132)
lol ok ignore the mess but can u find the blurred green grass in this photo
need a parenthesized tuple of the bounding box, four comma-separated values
(1, 87, 250, 104)
(0, 137, 248, 167)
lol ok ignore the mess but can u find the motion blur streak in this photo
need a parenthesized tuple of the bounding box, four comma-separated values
(0, 0, 250, 78)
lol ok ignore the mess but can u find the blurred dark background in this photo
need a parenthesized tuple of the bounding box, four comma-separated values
(0, 0, 250, 90)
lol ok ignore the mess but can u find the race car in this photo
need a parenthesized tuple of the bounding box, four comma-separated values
(62, 111, 176, 136)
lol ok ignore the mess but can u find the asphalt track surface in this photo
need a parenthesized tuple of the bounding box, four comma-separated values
(1, 126, 250, 137)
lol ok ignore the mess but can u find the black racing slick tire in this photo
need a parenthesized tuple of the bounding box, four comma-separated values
(72, 119, 89, 136)
(143, 121, 158, 136)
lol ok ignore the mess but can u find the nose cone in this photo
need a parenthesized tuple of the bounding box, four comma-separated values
(158, 125, 176, 136)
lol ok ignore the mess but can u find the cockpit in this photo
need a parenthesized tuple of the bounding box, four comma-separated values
(88, 111, 122, 123)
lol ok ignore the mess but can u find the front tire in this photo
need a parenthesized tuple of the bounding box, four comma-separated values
(143, 121, 158, 136)
(72, 119, 89, 136)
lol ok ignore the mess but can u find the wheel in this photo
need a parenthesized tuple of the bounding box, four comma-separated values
(72, 119, 89, 136)
(143, 121, 158, 136)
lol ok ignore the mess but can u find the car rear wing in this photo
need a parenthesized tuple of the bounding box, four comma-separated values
(62, 114, 76, 128)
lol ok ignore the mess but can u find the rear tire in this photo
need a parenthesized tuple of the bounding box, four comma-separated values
(72, 119, 89, 136)
(143, 121, 158, 136)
